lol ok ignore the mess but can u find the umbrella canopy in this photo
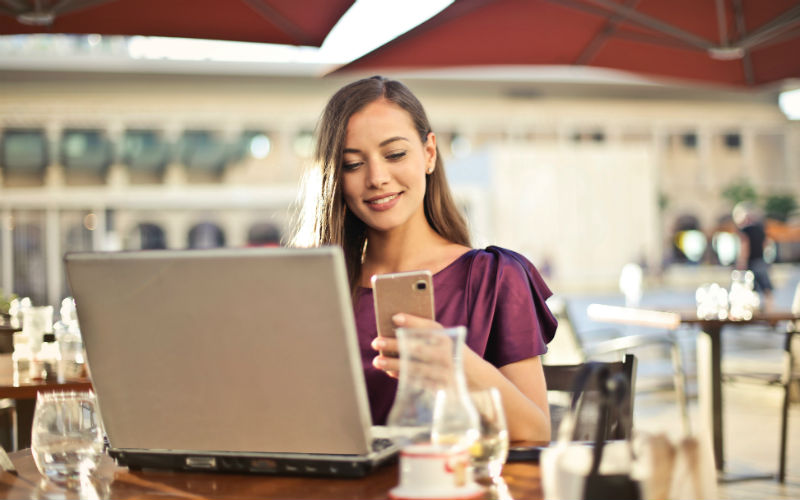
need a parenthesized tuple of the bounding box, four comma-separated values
(333, 0, 800, 87)
(0, 0, 355, 47)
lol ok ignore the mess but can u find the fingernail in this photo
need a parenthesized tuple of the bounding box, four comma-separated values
(372, 338, 385, 350)
(373, 357, 387, 369)
(392, 313, 405, 325)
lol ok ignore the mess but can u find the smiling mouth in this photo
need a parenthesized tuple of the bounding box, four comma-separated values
(367, 193, 400, 205)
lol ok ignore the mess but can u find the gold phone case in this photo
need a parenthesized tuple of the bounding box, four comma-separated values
(371, 270, 435, 338)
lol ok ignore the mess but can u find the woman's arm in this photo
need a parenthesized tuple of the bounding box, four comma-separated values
(371, 313, 551, 442)
(464, 350, 550, 442)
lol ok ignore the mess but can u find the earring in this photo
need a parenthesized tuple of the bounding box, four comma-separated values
(427, 167, 434, 174)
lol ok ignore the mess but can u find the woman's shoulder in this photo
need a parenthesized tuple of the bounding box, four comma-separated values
(465, 246, 552, 292)
(466, 246, 537, 271)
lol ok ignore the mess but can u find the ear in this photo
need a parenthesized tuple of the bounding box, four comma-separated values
(424, 132, 437, 173)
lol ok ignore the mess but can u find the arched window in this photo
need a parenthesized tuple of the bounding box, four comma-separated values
(188, 222, 225, 249)
(247, 223, 281, 247)
(127, 223, 167, 250)
(672, 214, 706, 264)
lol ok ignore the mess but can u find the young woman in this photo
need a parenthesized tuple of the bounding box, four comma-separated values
(290, 76, 557, 441)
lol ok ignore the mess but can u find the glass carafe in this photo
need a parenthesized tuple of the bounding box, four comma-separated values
(387, 326, 480, 451)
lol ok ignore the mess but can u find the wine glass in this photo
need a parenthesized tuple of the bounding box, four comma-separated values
(31, 391, 105, 489)
(469, 388, 509, 481)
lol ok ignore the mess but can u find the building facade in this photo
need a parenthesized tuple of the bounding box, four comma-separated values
(1, 66, 798, 306)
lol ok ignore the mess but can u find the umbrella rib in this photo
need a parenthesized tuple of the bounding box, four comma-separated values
(735, 4, 800, 50)
(714, 0, 729, 46)
(50, 0, 114, 16)
(612, 29, 703, 52)
(242, 0, 316, 46)
(549, 0, 703, 50)
(577, 0, 715, 49)
(0, 0, 26, 12)
(575, 0, 640, 64)
(731, 0, 754, 86)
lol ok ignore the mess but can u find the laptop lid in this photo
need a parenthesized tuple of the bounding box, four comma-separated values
(65, 246, 375, 457)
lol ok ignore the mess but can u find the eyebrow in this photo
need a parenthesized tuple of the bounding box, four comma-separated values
(343, 136, 409, 154)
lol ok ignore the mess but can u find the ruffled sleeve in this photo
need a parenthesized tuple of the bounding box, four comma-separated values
(463, 246, 557, 367)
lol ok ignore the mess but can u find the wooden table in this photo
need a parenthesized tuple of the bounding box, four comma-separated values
(0, 448, 544, 500)
(679, 311, 799, 481)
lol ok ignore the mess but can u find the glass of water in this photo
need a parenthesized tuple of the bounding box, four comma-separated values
(469, 388, 509, 481)
(31, 391, 105, 489)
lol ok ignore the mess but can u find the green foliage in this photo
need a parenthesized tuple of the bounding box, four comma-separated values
(764, 194, 798, 222)
(721, 179, 758, 206)
(0, 289, 17, 315)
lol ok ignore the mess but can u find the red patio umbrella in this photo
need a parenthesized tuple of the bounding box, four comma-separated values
(333, 0, 800, 87)
(0, 0, 355, 47)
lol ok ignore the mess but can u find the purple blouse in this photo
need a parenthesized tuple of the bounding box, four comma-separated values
(354, 246, 558, 425)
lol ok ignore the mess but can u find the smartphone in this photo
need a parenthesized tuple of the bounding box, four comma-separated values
(371, 270, 435, 340)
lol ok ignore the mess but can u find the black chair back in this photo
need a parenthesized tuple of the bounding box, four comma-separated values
(544, 353, 637, 441)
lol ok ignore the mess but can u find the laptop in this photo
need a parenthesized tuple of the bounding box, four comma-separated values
(64, 246, 398, 477)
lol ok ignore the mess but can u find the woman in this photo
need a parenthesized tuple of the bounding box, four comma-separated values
(290, 76, 557, 441)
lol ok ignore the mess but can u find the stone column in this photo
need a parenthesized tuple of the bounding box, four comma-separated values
(162, 123, 186, 186)
(105, 122, 129, 188)
(44, 122, 65, 188)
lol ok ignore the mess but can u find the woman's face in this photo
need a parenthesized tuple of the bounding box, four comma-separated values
(340, 98, 436, 234)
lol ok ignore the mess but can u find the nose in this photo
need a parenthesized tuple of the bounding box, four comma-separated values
(365, 159, 390, 188)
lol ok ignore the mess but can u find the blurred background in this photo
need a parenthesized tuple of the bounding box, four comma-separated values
(0, 0, 798, 309)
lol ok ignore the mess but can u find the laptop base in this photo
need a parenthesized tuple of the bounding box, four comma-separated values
(111, 448, 398, 478)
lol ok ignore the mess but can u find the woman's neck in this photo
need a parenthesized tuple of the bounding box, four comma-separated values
(359, 222, 469, 287)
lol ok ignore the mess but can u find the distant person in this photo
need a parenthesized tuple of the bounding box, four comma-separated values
(289, 76, 557, 441)
(733, 201, 774, 311)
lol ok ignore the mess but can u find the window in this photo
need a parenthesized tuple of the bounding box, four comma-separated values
(122, 129, 170, 175)
(61, 129, 112, 174)
(247, 222, 281, 247)
(711, 231, 739, 266)
(232, 130, 271, 162)
(571, 129, 605, 143)
(1, 129, 48, 175)
(177, 130, 228, 175)
(127, 223, 166, 250)
(723, 133, 741, 150)
(187, 222, 225, 249)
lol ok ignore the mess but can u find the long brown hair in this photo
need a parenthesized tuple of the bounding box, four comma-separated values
(289, 76, 470, 293)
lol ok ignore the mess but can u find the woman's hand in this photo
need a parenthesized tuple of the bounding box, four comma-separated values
(370, 314, 551, 441)
(370, 313, 442, 377)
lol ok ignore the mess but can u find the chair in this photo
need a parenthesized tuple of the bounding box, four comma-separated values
(717, 279, 800, 483)
(544, 353, 637, 442)
(544, 297, 690, 434)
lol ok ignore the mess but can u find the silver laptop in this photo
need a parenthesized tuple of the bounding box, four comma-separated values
(64, 246, 397, 477)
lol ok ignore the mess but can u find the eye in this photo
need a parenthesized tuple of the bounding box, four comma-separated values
(386, 151, 407, 161)
(342, 161, 362, 171)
